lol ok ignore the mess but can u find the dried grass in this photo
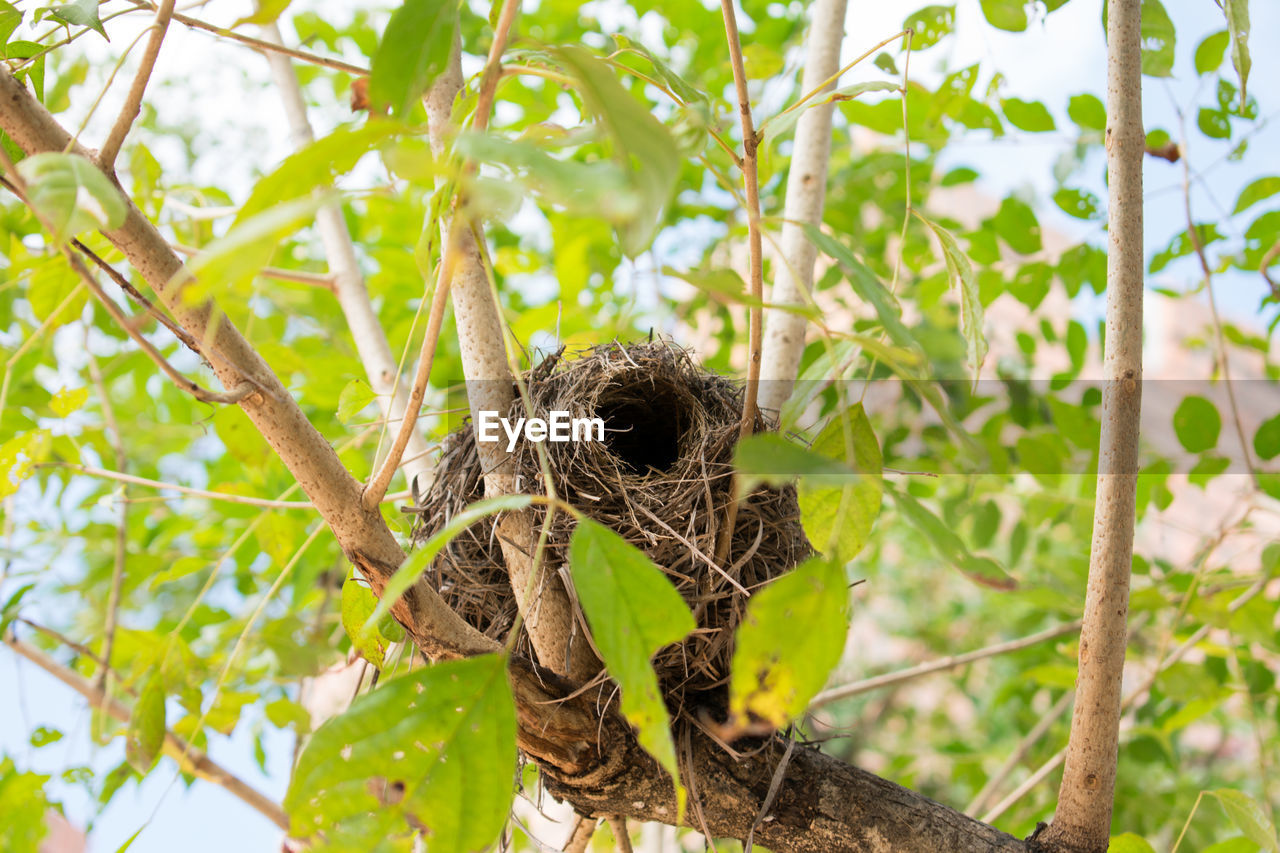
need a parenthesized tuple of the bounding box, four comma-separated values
(407, 341, 810, 709)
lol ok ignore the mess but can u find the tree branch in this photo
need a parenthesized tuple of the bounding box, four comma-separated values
(757, 0, 848, 417)
(427, 4, 597, 680)
(811, 621, 1082, 709)
(0, 65, 494, 663)
(713, 0, 766, 566)
(98, 0, 175, 172)
(1038, 2, 1144, 849)
(3, 634, 289, 831)
(256, 19, 437, 503)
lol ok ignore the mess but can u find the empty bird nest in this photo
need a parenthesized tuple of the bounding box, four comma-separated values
(406, 341, 811, 711)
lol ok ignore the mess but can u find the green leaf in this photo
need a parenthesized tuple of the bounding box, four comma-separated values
(1195, 30, 1230, 75)
(903, 5, 954, 50)
(1, 429, 51, 498)
(610, 34, 708, 105)
(1053, 187, 1100, 220)
(1138, 0, 1175, 78)
(150, 556, 208, 589)
(1254, 413, 1280, 461)
(49, 385, 88, 417)
(185, 194, 329, 302)
(556, 46, 680, 257)
(980, 0, 1027, 32)
(285, 655, 517, 853)
(796, 405, 883, 564)
(1068, 93, 1106, 131)
(734, 432, 859, 492)
(568, 518, 695, 814)
(1223, 0, 1251, 111)
(917, 212, 988, 379)
(1107, 833, 1157, 853)
(0, 2, 21, 43)
(763, 81, 900, 142)
(1209, 789, 1280, 853)
(799, 223, 917, 352)
(337, 379, 378, 425)
(0, 582, 35, 635)
(889, 488, 1016, 589)
(941, 166, 978, 186)
(36, 0, 107, 39)
(369, 0, 456, 118)
(1198, 107, 1231, 140)
(1173, 395, 1221, 453)
(1233, 175, 1280, 214)
(1002, 98, 1055, 132)
(3, 40, 44, 102)
(342, 579, 392, 667)
(729, 556, 849, 727)
(126, 671, 165, 774)
(236, 123, 409, 225)
(365, 495, 533, 630)
(16, 152, 127, 243)
(29, 726, 63, 747)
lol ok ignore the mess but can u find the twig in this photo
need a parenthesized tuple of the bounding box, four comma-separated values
(85, 342, 128, 697)
(126, 0, 368, 76)
(171, 243, 335, 289)
(1179, 126, 1257, 486)
(984, 572, 1270, 825)
(71, 253, 257, 404)
(362, 232, 455, 509)
(3, 634, 289, 830)
(99, 0, 176, 171)
(39, 463, 317, 508)
(965, 690, 1075, 817)
(811, 621, 1083, 709)
(745, 736, 796, 852)
(714, 0, 765, 566)
(1260, 238, 1280, 299)
(1039, 1, 1144, 848)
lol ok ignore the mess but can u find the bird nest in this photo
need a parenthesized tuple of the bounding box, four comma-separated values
(406, 341, 811, 709)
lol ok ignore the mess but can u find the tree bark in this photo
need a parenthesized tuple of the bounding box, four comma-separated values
(757, 0, 849, 419)
(1036, 1, 1144, 851)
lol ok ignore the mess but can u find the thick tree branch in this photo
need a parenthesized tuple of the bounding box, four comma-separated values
(427, 6, 596, 681)
(757, 0, 848, 417)
(4, 634, 289, 831)
(1038, 1, 1144, 851)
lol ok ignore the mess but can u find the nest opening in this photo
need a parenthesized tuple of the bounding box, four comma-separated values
(407, 342, 811, 713)
(596, 373, 690, 474)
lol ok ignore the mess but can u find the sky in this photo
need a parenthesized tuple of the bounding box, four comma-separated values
(3, 0, 1279, 851)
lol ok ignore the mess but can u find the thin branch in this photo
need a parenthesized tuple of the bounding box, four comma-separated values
(811, 621, 1082, 709)
(966, 690, 1075, 817)
(126, 0, 368, 76)
(1179, 127, 1257, 486)
(714, 0, 765, 566)
(757, 0, 850, 418)
(71, 253, 257, 404)
(606, 816, 633, 853)
(171, 243, 335, 289)
(39, 463, 317, 508)
(1039, 0, 1144, 848)
(85, 343, 128, 697)
(362, 232, 455, 509)
(99, 0, 176, 171)
(1260, 238, 1280, 299)
(3, 635, 289, 830)
(256, 18, 435, 503)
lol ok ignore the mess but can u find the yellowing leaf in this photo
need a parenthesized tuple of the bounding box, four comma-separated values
(284, 654, 517, 853)
(797, 405, 883, 564)
(342, 578, 390, 667)
(729, 556, 849, 727)
(49, 385, 88, 417)
(0, 430, 51, 498)
(568, 518, 694, 816)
